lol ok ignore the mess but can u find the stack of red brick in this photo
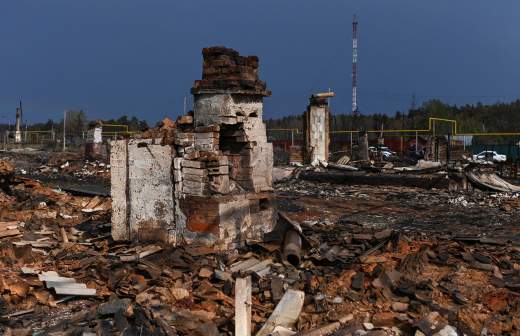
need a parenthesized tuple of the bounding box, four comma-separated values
(192, 46, 270, 95)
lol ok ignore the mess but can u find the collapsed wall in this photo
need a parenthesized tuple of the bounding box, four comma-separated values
(111, 46, 276, 249)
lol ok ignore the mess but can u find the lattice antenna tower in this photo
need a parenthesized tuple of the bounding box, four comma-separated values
(352, 14, 360, 117)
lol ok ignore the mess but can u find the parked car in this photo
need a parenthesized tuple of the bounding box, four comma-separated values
(377, 146, 397, 156)
(369, 146, 396, 159)
(472, 151, 506, 163)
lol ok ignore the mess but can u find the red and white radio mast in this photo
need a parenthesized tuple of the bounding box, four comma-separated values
(352, 15, 360, 116)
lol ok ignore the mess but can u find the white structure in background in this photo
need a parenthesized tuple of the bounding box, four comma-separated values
(14, 106, 22, 143)
(85, 121, 105, 160)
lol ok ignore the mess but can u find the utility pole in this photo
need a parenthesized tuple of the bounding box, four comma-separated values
(20, 100, 24, 144)
(63, 110, 66, 152)
(183, 96, 187, 114)
(400, 111, 404, 157)
(19, 100, 23, 126)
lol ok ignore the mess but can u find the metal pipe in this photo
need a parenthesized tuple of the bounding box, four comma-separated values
(283, 229, 301, 267)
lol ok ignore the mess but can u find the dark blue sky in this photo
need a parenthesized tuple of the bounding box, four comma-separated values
(1, 1, 519, 124)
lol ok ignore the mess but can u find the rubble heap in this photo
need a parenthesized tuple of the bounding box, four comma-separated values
(5, 151, 111, 181)
(0, 159, 15, 205)
(0, 159, 15, 189)
(111, 47, 275, 249)
(1, 174, 519, 335)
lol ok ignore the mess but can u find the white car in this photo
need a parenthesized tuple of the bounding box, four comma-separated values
(380, 150, 394, 159)
(369, 146, 395, 159)
(472, 151, 506, 163)
(377, 146, 396, 158)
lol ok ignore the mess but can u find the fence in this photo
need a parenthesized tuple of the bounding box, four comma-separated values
(1, 126, 140, 152)
(267, 126, 520, 164)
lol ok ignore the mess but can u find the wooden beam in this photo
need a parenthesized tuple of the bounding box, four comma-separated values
(235, 276, 252, 336)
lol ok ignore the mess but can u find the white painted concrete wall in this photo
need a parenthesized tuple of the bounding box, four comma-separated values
(128, 140, 175, 241)
(111, 139, 175, 242)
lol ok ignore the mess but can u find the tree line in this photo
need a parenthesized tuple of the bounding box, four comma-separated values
(1, 99, 519, 145)
(0, 111, 149, 135)
(266, 99, 520, 144)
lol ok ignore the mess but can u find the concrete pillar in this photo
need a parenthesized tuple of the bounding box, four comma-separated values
(303, 92, 334, 164)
